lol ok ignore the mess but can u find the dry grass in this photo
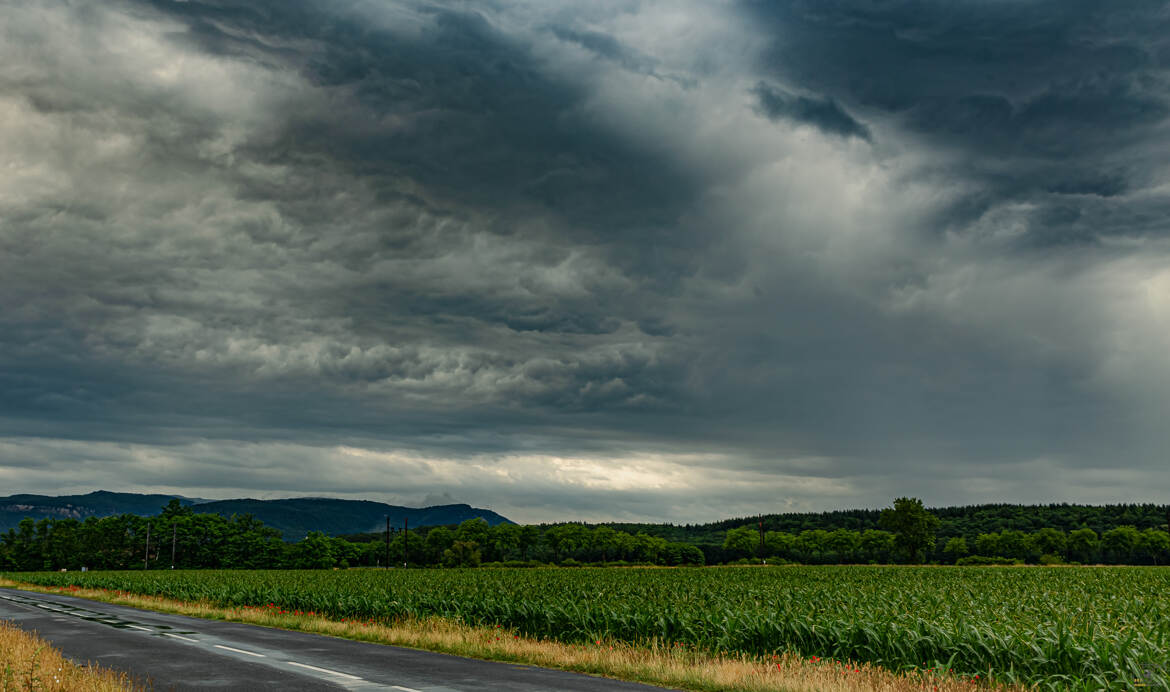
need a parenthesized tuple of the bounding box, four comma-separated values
(0, 620, 134, 692)
(0, 578, 1023, 692)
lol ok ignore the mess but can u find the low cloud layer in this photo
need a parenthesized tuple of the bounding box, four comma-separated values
(1, 0, 1167, 522)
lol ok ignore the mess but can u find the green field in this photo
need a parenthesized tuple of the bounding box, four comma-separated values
(6, 566, 1168, 690)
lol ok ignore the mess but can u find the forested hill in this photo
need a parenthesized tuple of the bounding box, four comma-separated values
(0, 491, 201, 528)
(0, 491, 512, 538)
(193, 498, 513, 538)
(598, 503, 1170, 545)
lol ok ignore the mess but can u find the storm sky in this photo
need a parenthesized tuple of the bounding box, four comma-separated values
(2, 0, 1169, 523)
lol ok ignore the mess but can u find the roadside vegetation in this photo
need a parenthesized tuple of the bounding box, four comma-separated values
(1, 577, 1015, 692)
(0, 620, 133, 692)
(6, 564, 1169, 690)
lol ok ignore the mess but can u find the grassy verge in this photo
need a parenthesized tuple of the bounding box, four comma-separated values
(0, 577, 1014, 692)
(0, 619, 134, 692)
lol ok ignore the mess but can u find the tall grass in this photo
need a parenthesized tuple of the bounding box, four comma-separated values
(0, 620, 133, 692)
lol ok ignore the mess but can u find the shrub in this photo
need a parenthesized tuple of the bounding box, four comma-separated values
(956, 555, 1023, 566)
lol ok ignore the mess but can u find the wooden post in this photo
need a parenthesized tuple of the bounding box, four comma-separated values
(758, 518, 765, 563)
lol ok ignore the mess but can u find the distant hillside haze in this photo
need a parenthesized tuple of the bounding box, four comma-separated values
(0, 491, 200, 524)
(0, 491, 512, 538)
(190, 498, 513, 539)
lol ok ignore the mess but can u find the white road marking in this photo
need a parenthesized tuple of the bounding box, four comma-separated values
(5, 593, 400, 689)
(215, 644, 266, 658)
(162, 632, 198, 643)
(285, 661, 362, 680)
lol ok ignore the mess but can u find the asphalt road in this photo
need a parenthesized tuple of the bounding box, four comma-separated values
(0, 588, 674, 692)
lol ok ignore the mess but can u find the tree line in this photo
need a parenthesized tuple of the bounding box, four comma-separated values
(0, 500, 705, 571)
(3, 498, 1168, 571)
(721, 498, 1170, 565)
(723, 524, 1170, 565)
(607, 502, 1170, 550)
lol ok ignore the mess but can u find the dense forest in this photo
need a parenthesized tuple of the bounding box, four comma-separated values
(720, 524, 1170, 565)
(603, 502, 1169, 541)
(2, 500, 1167, 571)
(0, 500, 703, 571)
(601, 502, 1170, 563)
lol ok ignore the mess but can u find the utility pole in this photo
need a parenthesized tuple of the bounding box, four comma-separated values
(758, 516, 765, 563)
(385, 516, 391, 569)
(171, 524, 177, 569)
(403, 517, 409, 567)
(144, 524, 151, 570)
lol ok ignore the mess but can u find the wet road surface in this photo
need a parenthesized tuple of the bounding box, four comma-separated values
(0, 587, 674, 692)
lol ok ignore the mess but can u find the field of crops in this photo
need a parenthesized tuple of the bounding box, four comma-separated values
(6, 566, 1168, 690)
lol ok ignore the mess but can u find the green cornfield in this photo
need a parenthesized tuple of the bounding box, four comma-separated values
(6, 566, 1168, 690)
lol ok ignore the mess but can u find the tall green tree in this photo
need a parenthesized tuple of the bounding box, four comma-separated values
(665, 542, 705, 565)
(943, 536, 969, 562)
(722, 526, 757, 559)
(1066, 527, 1100, 563)
(1102, 526, 1141, 564)
(517, 525, 542, 560)
(878, 497, 940, 563)
(294, 531, 336, 569)
(997, 530, 1030, 560)
(974, 532, 1001, 558)
(442, 540, 482, 567)
(859, 529, 895, 563)
(489, 523, 522, 562)
(455, 518, 490, 547)
(796, 529, 832, 564)
(826, 528, 861, 563)
(763, 531, 797, 559)
(1138, 528, 1170, 565)
(1028, 528, 1066, 559)
(545, 524, 590, 562)
(424, 526, 456, 564)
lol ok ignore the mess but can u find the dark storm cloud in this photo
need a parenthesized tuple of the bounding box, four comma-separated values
(1, 0, 1169, 521)
(741, 0, 1170, 247)
(147, 0, 698, 239)
(0, 17, 709, 518)
(751, 82, 870, 140)
(742, 0, 1170, 133)
(549, 26, 652, 73)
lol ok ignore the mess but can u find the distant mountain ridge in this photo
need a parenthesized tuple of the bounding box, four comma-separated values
(0, 491, 512, 538)
(190, 497, 513, 538)
(0, 491, 201, 524)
